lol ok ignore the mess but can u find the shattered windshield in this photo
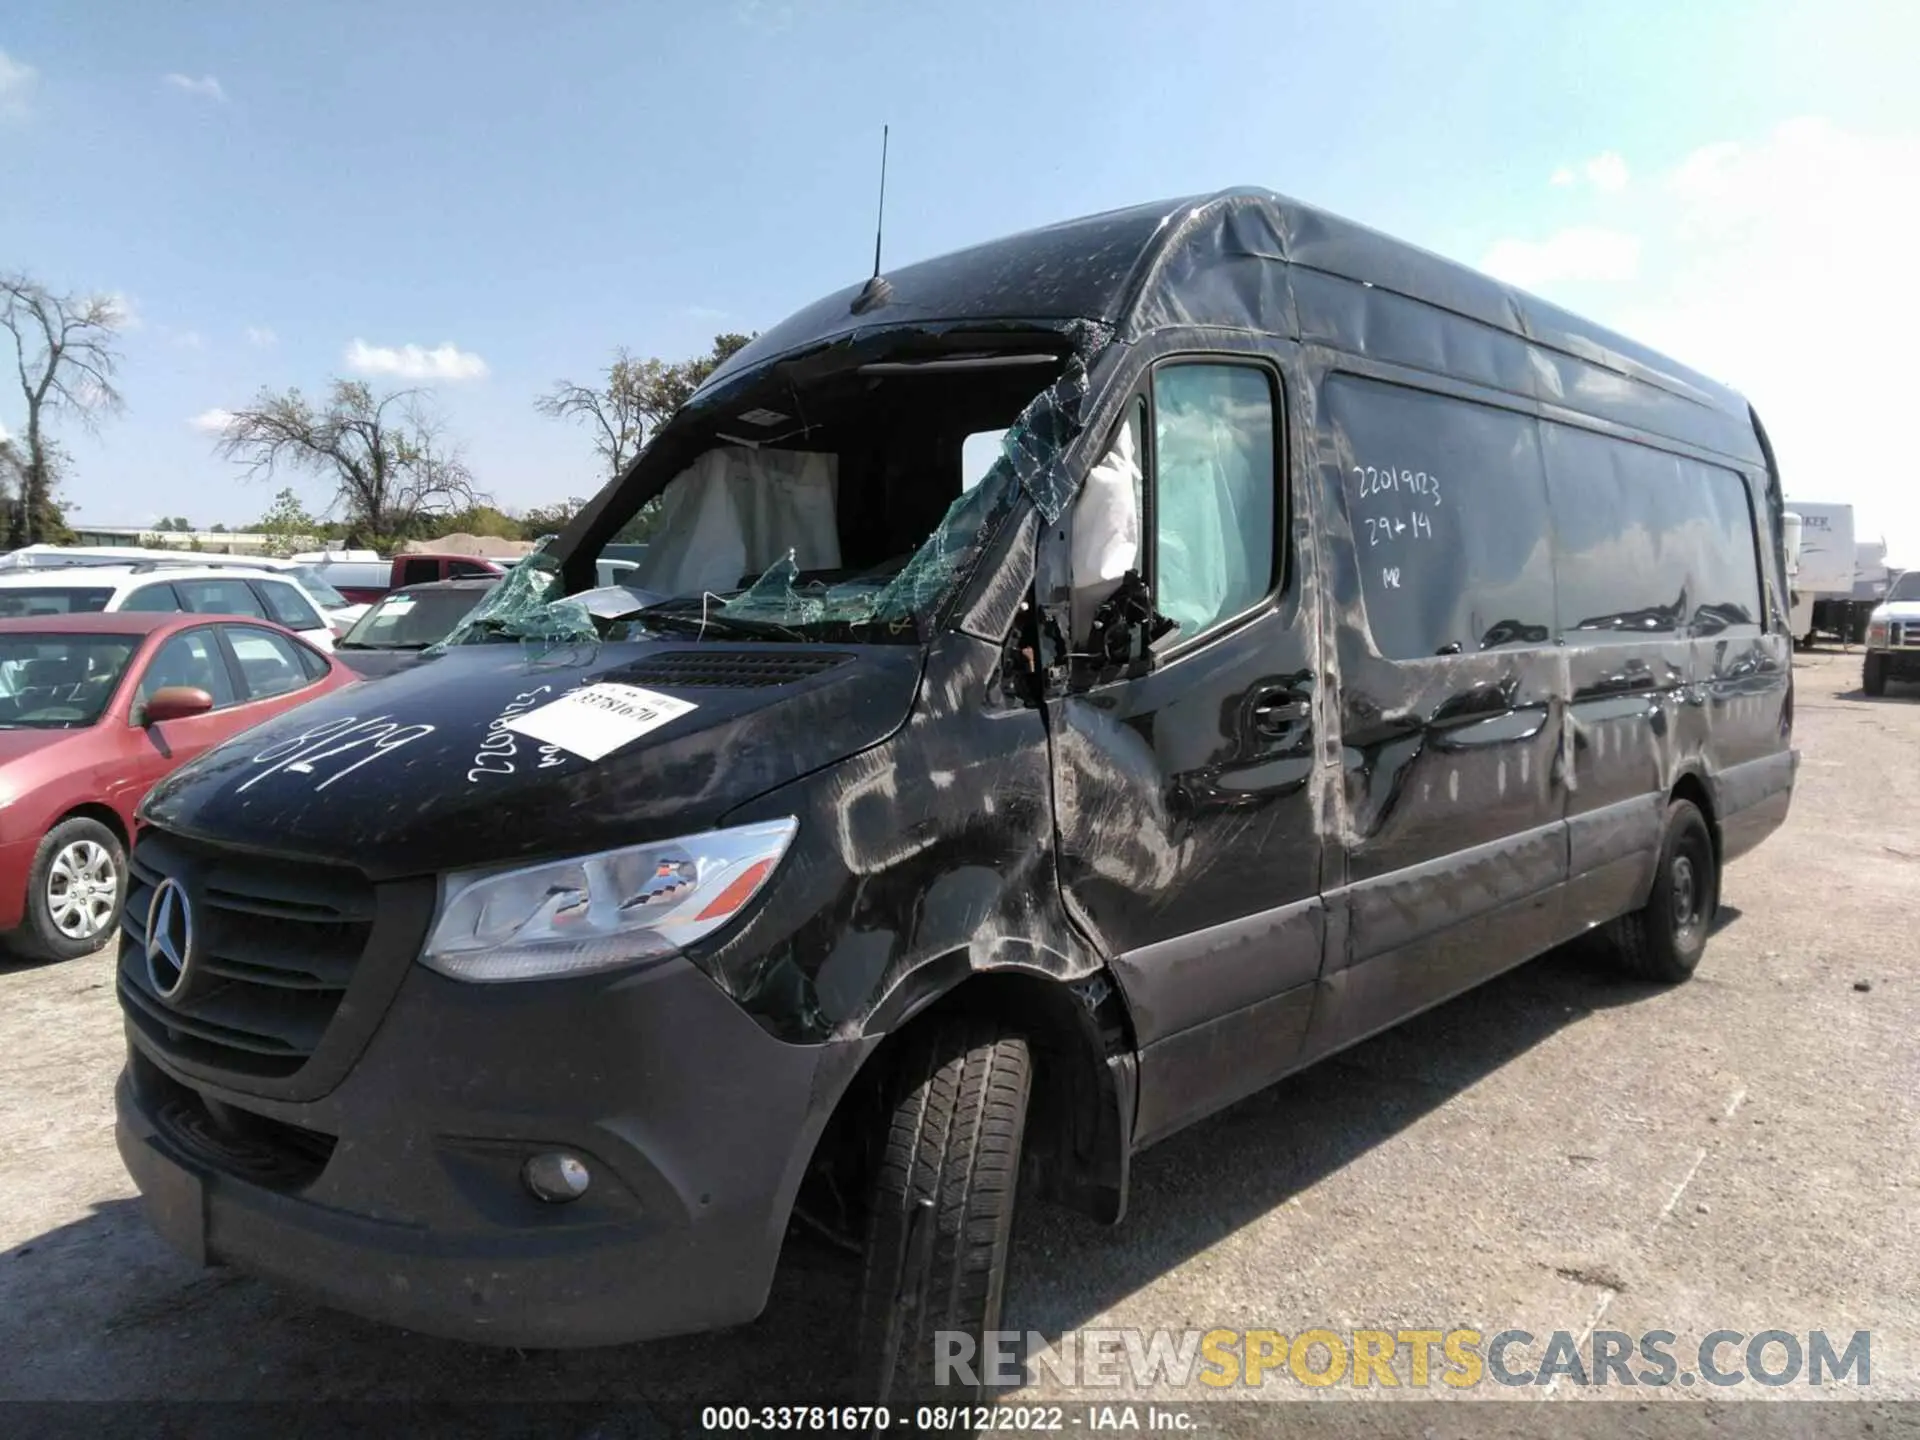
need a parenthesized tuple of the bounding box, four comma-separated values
(439, 345, 1093, 651)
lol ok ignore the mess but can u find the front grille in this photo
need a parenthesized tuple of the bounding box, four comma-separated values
(1893, 621, 1920, 649)
(118, 830, 375, 1080)
(612, 650, 850, 688)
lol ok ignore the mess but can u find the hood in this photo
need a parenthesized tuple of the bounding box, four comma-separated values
(143, 637, 923, 880)
(1873, 600, 1920, 622)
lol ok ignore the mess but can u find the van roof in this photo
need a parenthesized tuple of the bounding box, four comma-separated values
(701, 187, 1762, 466)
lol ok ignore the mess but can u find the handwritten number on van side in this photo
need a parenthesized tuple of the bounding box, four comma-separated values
(1352, 465, 1442, 506)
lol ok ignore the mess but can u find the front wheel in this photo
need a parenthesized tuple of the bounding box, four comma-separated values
(17, 817, 126, 962)
(857, 1018, 1032, 1410)
(1863, 654, 1888, 697)
(1605, 798, 1717, 983)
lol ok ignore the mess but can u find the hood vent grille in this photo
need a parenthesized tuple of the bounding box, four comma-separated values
(614, 651, 852, 689)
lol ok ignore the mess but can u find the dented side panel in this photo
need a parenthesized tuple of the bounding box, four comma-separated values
(709, 626, 1099, 1042)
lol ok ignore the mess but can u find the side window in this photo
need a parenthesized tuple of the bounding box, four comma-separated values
(136, 630, 238, 709)
(226, 627, 317, 702)
(293, 642, 331, 682)
(1544, 426, 1763, 639)
(1151, 363, 1276, 641)
(1323, 375, 1554, 659)
(175, 577, 269, 620)
(400, 558, 438, 585)
(119, 583, 182, 613)
(255, 580, 323, 632)
(447, 559, 492, 578)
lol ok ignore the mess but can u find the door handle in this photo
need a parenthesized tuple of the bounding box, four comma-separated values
(1252, 694, 1311, 735)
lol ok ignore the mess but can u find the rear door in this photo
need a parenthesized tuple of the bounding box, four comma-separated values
(1047, 348, 1329, 1146)
(216, 624, 335, 726)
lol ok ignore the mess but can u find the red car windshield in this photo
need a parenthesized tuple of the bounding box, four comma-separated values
(0, 633, 139, 729)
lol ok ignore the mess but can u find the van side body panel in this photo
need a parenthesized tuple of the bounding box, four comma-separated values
(1035, 195, 1791, 1148)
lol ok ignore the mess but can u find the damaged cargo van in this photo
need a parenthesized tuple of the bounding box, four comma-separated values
(114, 189, 1796, 1402)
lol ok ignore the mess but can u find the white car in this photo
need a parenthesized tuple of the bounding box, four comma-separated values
(1863, 568, 1920, 696)
(0, 545, 367, 633)
(0, 563, 341, 652)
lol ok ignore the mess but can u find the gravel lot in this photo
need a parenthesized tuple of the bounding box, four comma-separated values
(2, 648, 1915, 1427)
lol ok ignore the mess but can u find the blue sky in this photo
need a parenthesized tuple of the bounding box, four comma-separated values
(3, 0, 1916, 560)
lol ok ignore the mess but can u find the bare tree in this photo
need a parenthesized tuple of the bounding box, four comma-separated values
(536, 333, 753, 481)
(214, 380, 481, 546)
(2, 274, 126, 545)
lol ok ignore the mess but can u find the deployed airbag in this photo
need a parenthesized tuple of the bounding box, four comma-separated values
(633, 447, 841, 597)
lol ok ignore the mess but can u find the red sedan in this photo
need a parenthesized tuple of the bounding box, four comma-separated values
(0, 612, 355, 961)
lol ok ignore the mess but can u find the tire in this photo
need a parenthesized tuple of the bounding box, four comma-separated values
(1606, 799, 1717, 983)
(1863, 654, 1888, 697)
(16, 817, 127, 962)
(857, 1018, 1032, 1412)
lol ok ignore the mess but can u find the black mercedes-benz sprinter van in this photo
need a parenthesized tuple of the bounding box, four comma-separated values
(115, 188, 1796, 1401)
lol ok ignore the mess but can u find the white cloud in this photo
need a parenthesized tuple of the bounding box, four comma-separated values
(189, 408, 235, 433)
(1550, 167, 1576, 187)
(1582, 151, 1630, 193)
(1538, 118, 1920, 564)
(1480, 226, 1642, 288)
(0, 48, 37, 118)
(245, 325, 277, 347)
(172, 330, 205, 350)
(163, 73, 226, 102)
(345, 338, 489, 382)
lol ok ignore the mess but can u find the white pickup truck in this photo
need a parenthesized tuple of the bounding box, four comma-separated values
(1863, 567, 1920, 696)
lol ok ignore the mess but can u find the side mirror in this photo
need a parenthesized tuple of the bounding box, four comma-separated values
(142, 686, 214, 725)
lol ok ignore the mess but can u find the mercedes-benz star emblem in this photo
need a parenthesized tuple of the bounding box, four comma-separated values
(145, 878, 196, 1001)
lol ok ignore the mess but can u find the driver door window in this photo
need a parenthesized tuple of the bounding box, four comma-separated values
(137, 630, 238, 711)
(1151, 363, 1277, 643)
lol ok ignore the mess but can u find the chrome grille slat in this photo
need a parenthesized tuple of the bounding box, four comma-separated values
(118, 828, 375, 1079)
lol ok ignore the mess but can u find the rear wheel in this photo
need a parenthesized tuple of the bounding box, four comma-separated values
(1605, 799, 1716, 983)
(17, 818, 126, 962)
(857, 1018, 1031, 1411)
(1863, 654, 1888, 697)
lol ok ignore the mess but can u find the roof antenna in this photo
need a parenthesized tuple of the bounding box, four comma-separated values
(852, 125, 894, 315)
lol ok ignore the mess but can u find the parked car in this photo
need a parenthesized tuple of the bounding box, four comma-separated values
(314, 553, 507, 606)
(334, 577, 494, 679)
(0, 612, 353, 960)
(0, 546, 366, 634)
(0, 564, 341, 652)
(1862, 567, 1920, 696)
(113, 188, 1795, 1405)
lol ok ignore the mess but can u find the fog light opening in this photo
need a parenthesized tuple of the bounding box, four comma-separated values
(522, 1152, 592, 1203)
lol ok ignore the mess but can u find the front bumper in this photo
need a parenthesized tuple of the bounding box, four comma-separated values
(1867, 646, 1920, 680)
(116, 953, 876, 1348)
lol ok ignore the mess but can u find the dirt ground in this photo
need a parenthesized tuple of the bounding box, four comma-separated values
(2, 648, 1916, 1430)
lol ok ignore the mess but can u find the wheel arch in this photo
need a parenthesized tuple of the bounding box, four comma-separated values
(788, 959, 1139, 1254)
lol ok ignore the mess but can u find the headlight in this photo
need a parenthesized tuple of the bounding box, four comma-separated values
(421, 818, 797, 983)
(1866, 620, 1889, 649)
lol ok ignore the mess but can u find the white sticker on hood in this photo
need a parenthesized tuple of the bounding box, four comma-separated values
(501, 683, 697, 762)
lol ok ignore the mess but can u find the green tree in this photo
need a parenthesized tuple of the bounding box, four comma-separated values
(208, 522, 228, 533)
(213, 380, 482, 548)
(2, 275, 125, 546)
(254, 486, 319, 557)
(517, 497, 588, 540)
(534, 333, 752, 484)
(436, 503, 524, 540)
